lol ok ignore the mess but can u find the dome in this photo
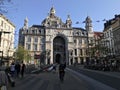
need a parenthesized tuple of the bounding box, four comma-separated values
(86, 16, 92, 23)
(41, 7, 64, 28)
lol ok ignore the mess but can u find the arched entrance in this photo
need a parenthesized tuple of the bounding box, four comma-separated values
(55, 54, 61, 64)
(53, 36, 66, 64)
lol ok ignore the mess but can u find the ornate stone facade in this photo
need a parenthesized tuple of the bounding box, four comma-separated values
(19, 7, 94, 65)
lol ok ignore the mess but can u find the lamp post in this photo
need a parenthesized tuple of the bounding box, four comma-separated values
(86, 31, 90, 65)
(0, 31, 11, 66)
(0, 51, 3, 66)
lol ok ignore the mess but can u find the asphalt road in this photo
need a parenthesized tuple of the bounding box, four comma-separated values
(8, 71, 88, 90)
(8, 65, 119, 90)
(69, 66, 120, 90)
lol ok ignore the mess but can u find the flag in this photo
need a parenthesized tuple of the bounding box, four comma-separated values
(96, 20, 100, 22)
(102, 19, 106, 21)
(82, 21, 86, 23)
(76, 21, 79, 24)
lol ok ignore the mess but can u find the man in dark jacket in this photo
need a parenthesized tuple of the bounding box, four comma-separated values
(59, 63, 66, 82)
(21, 62, 26, 78)
(15, 62, 21, 77)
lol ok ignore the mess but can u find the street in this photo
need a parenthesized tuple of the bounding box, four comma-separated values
(8, 66, 119, 90)
(0, 1, 120, 90)
(68, 65, 120, 90)
(9, 71, 88, 90)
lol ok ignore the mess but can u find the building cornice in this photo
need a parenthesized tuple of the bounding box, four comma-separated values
(0, 13, 15, 28)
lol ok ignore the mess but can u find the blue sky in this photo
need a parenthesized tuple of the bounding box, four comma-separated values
(4, 0, 120, 46)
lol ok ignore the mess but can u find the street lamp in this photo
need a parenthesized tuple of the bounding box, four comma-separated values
(86, 31, 90, 65)
(0, 31, 11, 66)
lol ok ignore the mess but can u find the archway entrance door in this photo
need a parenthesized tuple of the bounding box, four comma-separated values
(55, 54, 61, 64)
(53, 36, 66, 64)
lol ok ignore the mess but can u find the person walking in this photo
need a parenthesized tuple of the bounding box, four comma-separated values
(52, 63, 57, 72)
(0, 67, 9, 90)
(15, 62, 21, 77)
(10, 62, 15, 77)
(59, 63, 66, 82)
(20, 62, 26, 78)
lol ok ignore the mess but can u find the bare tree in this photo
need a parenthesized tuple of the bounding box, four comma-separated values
(0, 0, 12, 13)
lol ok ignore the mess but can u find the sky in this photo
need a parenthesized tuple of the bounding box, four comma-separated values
(4, 0, 120, 46)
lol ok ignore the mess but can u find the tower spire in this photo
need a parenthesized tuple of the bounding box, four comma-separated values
(85, 16, 93, 32)
(49, 6, 56, 18)
(23, 17, 28, 29)
(66, 14, 72, 28)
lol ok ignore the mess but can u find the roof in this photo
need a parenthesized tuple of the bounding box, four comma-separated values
(103, 14, 120, 31)
(73, 27, 86, 31)
(0, 13, 15, 28)
(94, 31, 103, 37)
(32, 25, 45, 28)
